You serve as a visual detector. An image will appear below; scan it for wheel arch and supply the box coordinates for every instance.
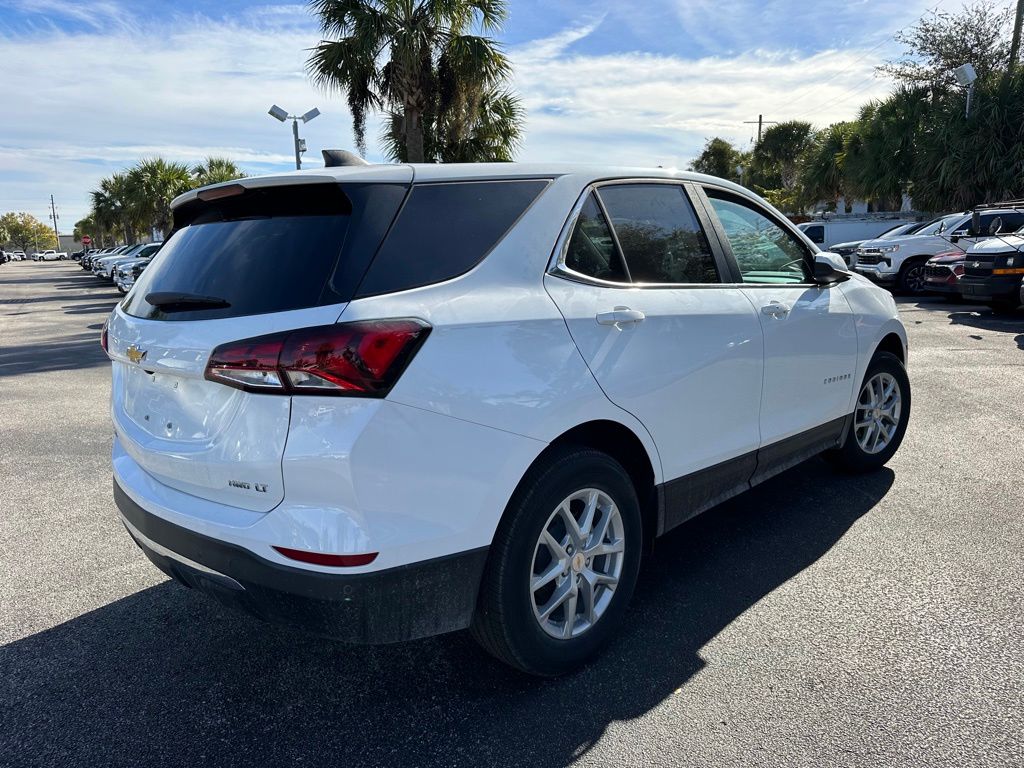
[874,331,906,364]
[507,419,661,547]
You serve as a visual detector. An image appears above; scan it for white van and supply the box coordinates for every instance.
[798,219,917,251]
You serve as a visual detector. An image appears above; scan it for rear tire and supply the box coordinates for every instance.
[827,352,910,473]
[471,447,642,676]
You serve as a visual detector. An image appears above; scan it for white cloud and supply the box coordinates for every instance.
[0,1,934,229]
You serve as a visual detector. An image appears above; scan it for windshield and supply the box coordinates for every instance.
[919,214,965,236]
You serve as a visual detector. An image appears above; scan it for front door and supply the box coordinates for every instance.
[700,189,859,471]
[543,182,764,522]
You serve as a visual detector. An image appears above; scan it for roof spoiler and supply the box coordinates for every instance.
[322,149,370,168]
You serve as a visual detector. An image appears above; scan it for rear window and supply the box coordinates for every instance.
[121,183,405,321]
[355,179,549,298]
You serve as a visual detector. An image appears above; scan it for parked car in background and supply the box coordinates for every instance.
[105,163,910,676]
[829,221,931,267]
[923,250,967,299]
[32,249,67,261]
[10,250,27,261]
[855,207,1024,293]
[94,244,152,279]
[112,244,163,293]
[958,223,1024,312]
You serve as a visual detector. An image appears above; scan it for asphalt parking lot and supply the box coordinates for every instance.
[2,260,1023,767]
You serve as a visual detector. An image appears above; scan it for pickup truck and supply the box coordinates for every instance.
[855,208,1024,293]
[31,250,68,261]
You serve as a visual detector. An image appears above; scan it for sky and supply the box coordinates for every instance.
[0,0,946,230]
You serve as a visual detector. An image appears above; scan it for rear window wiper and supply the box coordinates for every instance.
[146,292,231,311]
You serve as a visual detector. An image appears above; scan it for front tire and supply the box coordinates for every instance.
[828,351,910,473]
[471,447,642,676]
[898,259,929,294]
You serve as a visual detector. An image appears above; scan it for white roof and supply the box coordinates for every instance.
[171,162,750,210]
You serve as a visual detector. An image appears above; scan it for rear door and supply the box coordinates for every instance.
[544,181,764,523]
[699,187,858,465]
[107,179,408,512]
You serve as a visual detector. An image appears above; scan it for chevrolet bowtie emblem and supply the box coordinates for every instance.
[126,344,147,364]
[972,262,980,268]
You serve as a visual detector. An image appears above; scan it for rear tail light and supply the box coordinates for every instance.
[205,319,430,396]
[100,320,108,353]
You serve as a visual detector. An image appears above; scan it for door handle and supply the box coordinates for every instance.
[760,301,791,318]
[596,307,646,326]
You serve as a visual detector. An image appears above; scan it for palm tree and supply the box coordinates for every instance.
[307,0,520,163]
[799,122,851,209]
[91,173,138,244]
[844,88,930,209]
[127,158,193,237]
[193,157,246,187]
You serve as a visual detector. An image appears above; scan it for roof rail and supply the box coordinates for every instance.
[969,198,1024,211]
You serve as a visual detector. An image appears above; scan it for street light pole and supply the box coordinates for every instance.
[268,105,320,171]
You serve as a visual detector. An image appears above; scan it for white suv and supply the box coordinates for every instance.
[104,164,910,675]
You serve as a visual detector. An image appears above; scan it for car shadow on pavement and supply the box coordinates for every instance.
[946,308,1024,344]
[0,331,110,377]
[0,461,893,767]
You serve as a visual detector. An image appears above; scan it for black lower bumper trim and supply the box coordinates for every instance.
[114,479,488,644]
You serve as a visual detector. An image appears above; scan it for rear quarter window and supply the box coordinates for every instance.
[355,179,549,298]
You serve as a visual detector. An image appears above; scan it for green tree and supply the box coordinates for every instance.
[752,121,814,190]
[307,0,523,163]
[841,87,931,209]
[910,69,1024,210]
[688,137,748,182]
[193,157,246,187]
[879,2,1014,90]
[126,158,193,237]
[798,122,851,208]
[0,212,57,253]
[90,172,140,244]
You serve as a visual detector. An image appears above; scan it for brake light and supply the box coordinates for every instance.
[100,320,108,353]
[205,319,430,396]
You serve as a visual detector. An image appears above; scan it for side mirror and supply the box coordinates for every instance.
[814,253,851,285]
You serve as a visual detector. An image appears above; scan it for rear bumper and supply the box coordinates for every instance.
[114,479,489,644]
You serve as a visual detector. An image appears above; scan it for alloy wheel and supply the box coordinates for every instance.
[530,488,624,639]
[904,264,926,293]
[855,372,902,454]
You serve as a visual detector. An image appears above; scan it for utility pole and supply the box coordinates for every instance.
[49,195,60,248]
[1010,0,1024,73]
[743,114,779,144]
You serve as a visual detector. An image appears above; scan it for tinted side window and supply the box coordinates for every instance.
[597,184,718,284]
[356,180,548,298]
[564,193,627,282]
[706,194,811,284]
[803,224,825,244]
